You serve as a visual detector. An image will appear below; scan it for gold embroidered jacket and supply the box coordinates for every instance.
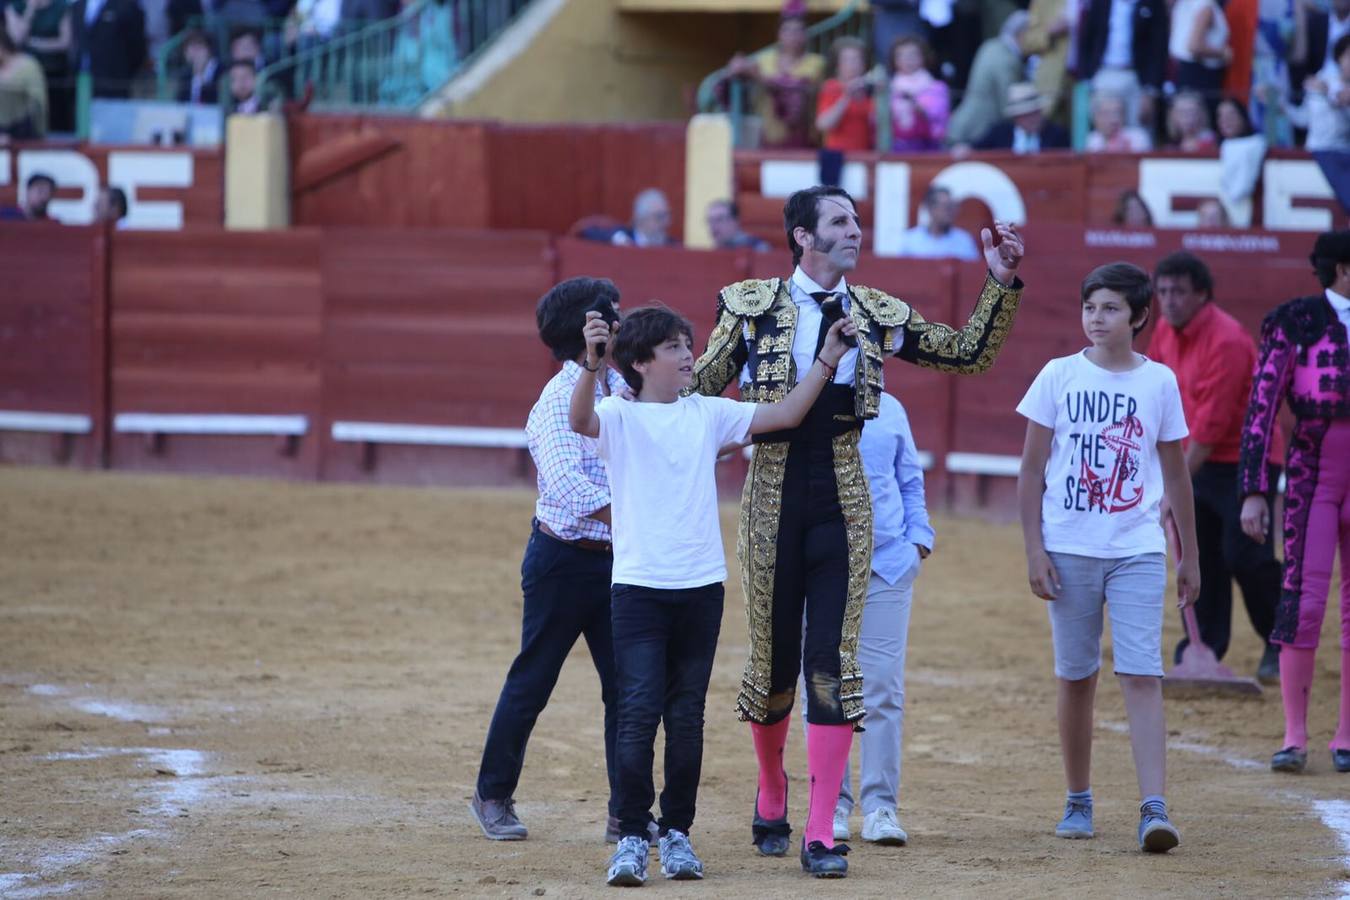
[688,271,1023,418]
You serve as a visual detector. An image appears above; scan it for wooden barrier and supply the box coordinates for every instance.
[0,222,1329,511]
[0,223,108,467]
[108,229,324,477]
[318,228,557,485]
[289,116,687,238]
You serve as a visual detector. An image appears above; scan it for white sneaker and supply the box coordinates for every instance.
[862,808,908,846]
[832,806,851,841]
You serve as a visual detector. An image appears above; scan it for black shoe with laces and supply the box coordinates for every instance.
[800,840,849,877]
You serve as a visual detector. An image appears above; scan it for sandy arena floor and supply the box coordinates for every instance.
[1,468,1347,899]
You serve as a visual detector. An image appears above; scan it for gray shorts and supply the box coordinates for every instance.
[1045,552,1167,680]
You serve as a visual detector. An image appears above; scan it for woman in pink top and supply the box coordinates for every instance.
[889,35,950,152]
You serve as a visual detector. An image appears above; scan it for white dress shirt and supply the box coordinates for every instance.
[1103,0,1138,69]
[1327,287,1350,333]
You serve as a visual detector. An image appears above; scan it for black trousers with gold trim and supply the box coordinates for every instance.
[736,429,872,727]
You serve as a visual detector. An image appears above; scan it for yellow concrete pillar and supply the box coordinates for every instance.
[225,114,290,230]
[683,113,733,249]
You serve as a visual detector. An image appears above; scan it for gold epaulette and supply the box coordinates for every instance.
[850,285,913,327]
[720,278,781,316]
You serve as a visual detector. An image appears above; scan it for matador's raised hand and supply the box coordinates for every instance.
[982,221,1024,287]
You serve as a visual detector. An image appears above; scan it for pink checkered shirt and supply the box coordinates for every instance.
[528,361,627,542]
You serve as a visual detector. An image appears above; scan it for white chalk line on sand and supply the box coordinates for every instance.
[1101,719,1350,898]
[2,684,209,895]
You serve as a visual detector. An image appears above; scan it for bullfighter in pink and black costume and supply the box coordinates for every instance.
[1238,230,1350,775]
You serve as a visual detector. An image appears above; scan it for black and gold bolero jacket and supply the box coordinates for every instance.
[688,271,1023,420]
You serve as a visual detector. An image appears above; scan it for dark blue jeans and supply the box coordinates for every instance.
[476,522,618,813]
[611,582,724,839]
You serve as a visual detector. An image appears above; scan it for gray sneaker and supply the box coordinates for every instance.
[658,829,704,880]
[469,790,527,841]
[607,835,649,887]
[1055,797,1094,839]
[1138,800,1180,853]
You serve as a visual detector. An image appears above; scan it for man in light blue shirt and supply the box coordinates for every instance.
[832,389,935,845]
[896,186,980,261]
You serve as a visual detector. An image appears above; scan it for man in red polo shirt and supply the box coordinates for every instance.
[1148,252,1283,683]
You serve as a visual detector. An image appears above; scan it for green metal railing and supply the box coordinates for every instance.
[255,0,532,113]
[694,1,866,148]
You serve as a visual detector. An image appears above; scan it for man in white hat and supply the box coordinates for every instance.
[973,82,1070,153]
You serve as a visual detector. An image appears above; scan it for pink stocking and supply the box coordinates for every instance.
[804,723,853,848]
[750,718,790,819]
[1280,646,1317,750]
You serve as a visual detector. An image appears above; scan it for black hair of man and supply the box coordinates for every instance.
[1081,261,1152,335]
[711,198,740,220]
[1153,251,1214,302]
[611,305,693,395]
[1335,31,1350,63]
[1309,229,1350,288]
[535,277,621,363]
[107,186,128,219]
[783,185,856,266]
[26,173,55,191]
[922,184,952,208]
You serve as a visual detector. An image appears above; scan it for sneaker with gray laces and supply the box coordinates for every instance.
[1138,800,1179,853]
[1055,797,1094,839]
[658,829,704,880]
[606,835,649,887]
[469,790,527,841]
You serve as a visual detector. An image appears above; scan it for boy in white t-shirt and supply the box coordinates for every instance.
[570,304,856,887]
[1015,262,1200,854]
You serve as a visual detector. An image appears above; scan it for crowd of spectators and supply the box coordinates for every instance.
[0,0,498,139]
[0,169,126,223]
[711,0,1350,181]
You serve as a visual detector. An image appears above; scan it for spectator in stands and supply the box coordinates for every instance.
[1195,198,1231,228]
[870,0,927,66]
[946,11,1028,146]
[5,0,72,133]
[0,27,47,138]
[379,0,451,107]
[1166,91,1218,152]
[0,171,54,220]
[1293,0,1350,89]
[1170,0,1231,96]
[972,82,1070,152]
[816,36,874,152]
[1221,0,1257,106]
[612,188,676,248]
[175,28,218,104]
[227,57,260,112]
[228,27,265,70]
[897,183,979,259]
[1021,0,1073,124]
[288,0,341,50]
[1289,34,1350,216]
[706,199,771,252]
[94,184,127,225]
[1076,0,1169,130]
[1252,0,1296,143]
[73,0,146,98]
[1113,189,1154,228]
[1086,91,1153,152]
[1216,96,1265,215]
[723,3,825,149]
[888,34,948,151]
